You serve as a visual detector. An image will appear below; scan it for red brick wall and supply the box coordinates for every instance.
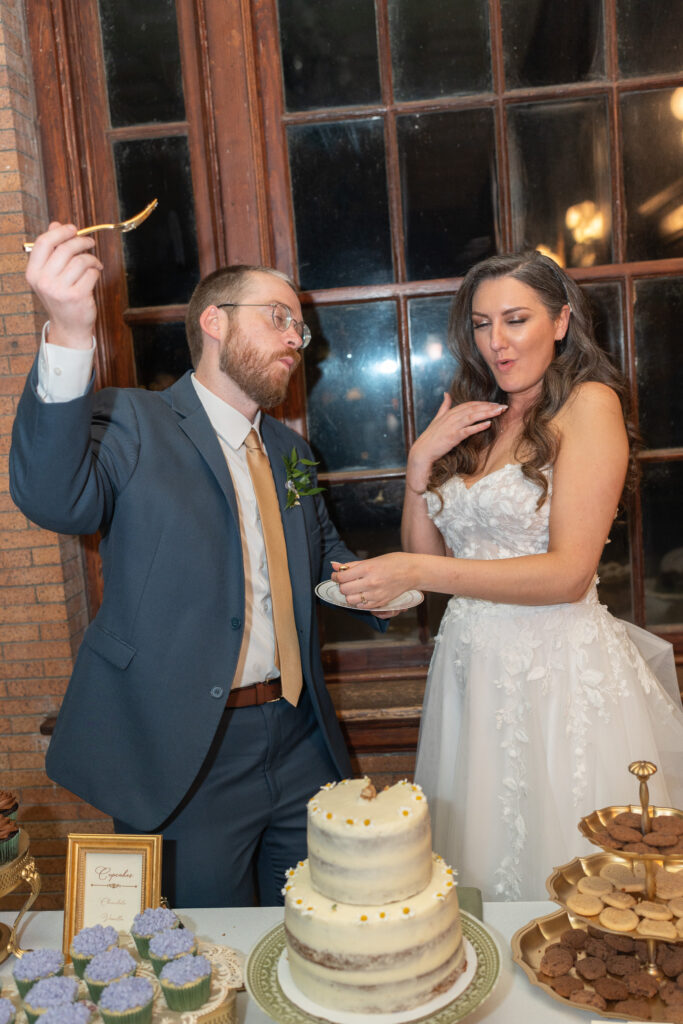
[0,0,112,912]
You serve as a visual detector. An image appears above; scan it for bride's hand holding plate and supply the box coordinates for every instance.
[330,553,421,611]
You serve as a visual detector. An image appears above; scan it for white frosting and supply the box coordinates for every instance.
[307,778,432,905]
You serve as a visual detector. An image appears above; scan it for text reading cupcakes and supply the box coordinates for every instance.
[83,948,137,1003]
[159,954,212,1011]
[13,949,65,998]
[148,928,196,977]
[97,977,154,1024]
[130,907,178,959]
[23,976,79,1024]
[70,924,119,978]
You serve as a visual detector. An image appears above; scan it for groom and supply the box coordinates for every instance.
[10,222,390,907]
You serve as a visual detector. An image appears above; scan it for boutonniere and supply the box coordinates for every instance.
[283,447,325,509]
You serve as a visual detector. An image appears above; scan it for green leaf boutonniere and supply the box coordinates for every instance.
[283,447,325,509]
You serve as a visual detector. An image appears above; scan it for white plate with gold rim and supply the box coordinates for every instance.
[315,580,424,613]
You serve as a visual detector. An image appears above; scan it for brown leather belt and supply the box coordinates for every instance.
[225,679,282,708]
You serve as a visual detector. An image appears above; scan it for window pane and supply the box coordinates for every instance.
[131,322,191,390]
[408,296,457,436]
[319,479,426,644]
[634,276,683,450]
[388,0,491,101]
[277,0,380,111]
[113,136,200,307]
[621,89,683,262]
[288,120,393,290]
[304,302,404,472]
[617,0,683,77]
[502,0,604,88]
[99,0,185,128]
[641,462,683,628]
[398,109,498,280]
[598,517,633,622]
[508,98,612,268]
[582,281,625,372]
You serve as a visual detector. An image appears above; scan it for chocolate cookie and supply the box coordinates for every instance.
[549,974,584,997]
[626,971,659,998]
[612,998,652,1019]
[569,989,607,1009]
[644,830,678,847]
[539,945,574,977]
[605,953,639,976]
[585,936,609,959]
[593,976,629,1000]
[559,927,587,950]
[653,814,683,835]
[661,949,683,978]
[604,933,635,953]
[576,955,606,980]
[660,980,683,1006]
[614,811,644,829]
[608,823,644,843]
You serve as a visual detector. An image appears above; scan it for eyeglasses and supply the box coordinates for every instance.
[217,301,311,348]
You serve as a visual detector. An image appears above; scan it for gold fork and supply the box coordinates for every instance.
[23,198,158,253]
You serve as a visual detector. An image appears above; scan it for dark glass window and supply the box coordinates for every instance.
[617,1,683,78]
[641,462,683,628]
[621,89,683,262]
[99,0,185,127]
[388,0,491,100]
[288,119,393,290]
[598,518,633,622]
[277,0,380,112]
[502,0,604,88]
[508,98,612,268]
[397,109,498,280]
[113,136,200,307]
[131,322,191,390]
[634,276,683,451]
[582,281,625,372]
[408,296,457,436]
[304,302,404,473]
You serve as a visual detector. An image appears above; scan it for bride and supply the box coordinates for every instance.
[332,250,683,900]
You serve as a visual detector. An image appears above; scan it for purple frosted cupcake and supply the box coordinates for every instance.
[39,1005,92,1024]
[69,924,119,978]
[148,928,196,977]
[98,977,154,1024]
[83,948,136,1003]
[129,907,178,959]
[159,954,211,1011]
[0,997,16,1024]
[12,949,65,998]
[0,814,19,865]
[23,976,79,1024]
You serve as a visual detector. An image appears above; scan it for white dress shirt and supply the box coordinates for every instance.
[36,328,279,688]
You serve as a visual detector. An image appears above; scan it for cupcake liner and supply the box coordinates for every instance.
[0,832,20,865]
[148,946,196,978]
[68,955,91,981]
[159,974,211,1012]
[14,968,64,1000]
[98,1005,153,1024]
[84,976,134,1005]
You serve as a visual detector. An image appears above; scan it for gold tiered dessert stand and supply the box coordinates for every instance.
[0,829,42,962]
[513,760,683,1020]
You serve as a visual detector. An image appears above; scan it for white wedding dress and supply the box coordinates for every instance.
[414,463,683,901]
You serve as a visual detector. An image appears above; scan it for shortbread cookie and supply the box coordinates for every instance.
[657,869,683,900]
[602,891,637,909]
[635,900,674,920]
[670,897,683,917]
[599,906,639,932]
[577,876,613,897]
[636,917,678,940]
[599,863,644,891]
[567,892,603,917]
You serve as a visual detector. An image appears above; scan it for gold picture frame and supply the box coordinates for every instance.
[62,833,162,957]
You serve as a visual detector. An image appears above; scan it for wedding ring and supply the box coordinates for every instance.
[337,563,349,571]
[359,593,367,605]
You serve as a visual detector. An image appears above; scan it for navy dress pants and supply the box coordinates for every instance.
[114,688,339,908]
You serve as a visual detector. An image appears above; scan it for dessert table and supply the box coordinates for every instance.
[0,903,599,1022]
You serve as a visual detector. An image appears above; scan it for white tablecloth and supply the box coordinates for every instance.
[1,903,595,1022]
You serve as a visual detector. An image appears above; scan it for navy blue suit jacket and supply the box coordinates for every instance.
[10,363,366,829]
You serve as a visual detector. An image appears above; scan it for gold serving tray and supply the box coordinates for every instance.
[511,907,673,1021]
[545,852,666,936]
[579,804,683,862]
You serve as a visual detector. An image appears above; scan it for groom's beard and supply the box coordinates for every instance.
[219,330,301,409]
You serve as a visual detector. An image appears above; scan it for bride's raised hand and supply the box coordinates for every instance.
[406,393,507,493]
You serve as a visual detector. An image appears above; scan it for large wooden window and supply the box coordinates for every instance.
[27,0,683,751]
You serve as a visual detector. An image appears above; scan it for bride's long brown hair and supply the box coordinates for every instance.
[429,251,638,507]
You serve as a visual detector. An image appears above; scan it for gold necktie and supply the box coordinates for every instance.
[244,429,302,706]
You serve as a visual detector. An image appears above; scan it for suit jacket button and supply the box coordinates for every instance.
[230,617,241,629]
[210,686,224,699]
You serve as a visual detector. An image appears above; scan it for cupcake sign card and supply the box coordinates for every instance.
[62,834,162,959]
